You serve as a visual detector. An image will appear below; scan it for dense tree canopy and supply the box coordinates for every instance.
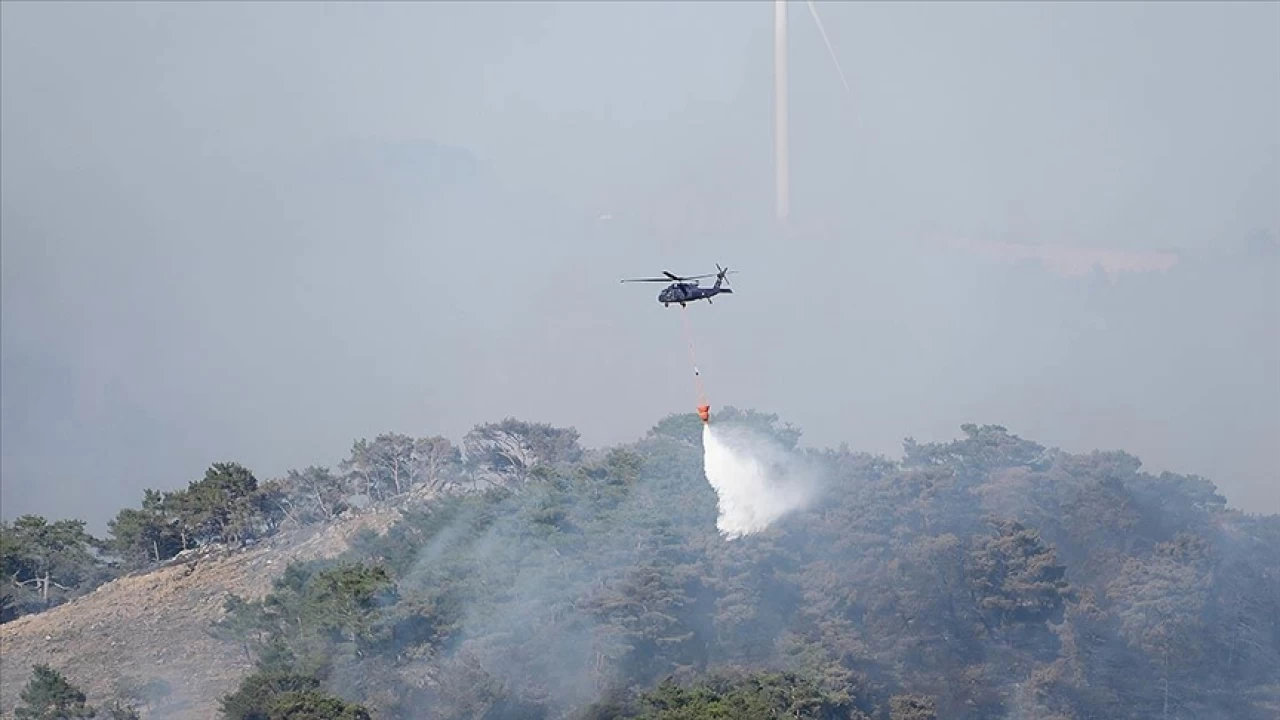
[4,410,1277,720]
[1,516,109,622]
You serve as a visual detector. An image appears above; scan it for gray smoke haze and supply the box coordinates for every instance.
[2,1,1278,530]
[353,457,717,717]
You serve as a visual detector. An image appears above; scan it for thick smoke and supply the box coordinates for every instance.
[701,422,820,539]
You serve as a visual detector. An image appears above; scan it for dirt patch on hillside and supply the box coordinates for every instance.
[0,508,401,719]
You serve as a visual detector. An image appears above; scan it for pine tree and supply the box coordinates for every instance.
[14,664,97,719]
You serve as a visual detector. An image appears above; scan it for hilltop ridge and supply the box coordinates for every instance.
[2,414,1277,720]
[0,507,402,719]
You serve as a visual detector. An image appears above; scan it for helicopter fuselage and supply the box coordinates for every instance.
[621,265,736,306]
[658,281,733,307]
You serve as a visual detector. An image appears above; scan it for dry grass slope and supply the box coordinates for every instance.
[0,508,402,719]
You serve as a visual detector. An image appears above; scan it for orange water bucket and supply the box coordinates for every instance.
[697,404,711,423]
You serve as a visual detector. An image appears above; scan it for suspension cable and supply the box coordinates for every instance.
[680,305,707,409]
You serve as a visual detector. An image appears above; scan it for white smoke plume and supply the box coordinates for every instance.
[702,422,820,539]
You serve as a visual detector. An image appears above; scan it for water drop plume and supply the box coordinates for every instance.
[701,422,820,539]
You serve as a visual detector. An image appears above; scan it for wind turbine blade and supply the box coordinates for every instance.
[805,0,851,95]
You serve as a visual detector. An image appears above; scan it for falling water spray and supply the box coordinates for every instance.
[675,302,815,537]
[701,421,820,540]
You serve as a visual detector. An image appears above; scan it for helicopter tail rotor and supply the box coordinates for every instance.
[715,264,736,287]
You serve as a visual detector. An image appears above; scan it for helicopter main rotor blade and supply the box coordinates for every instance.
[621,270,720,283]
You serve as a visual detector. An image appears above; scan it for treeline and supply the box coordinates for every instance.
[6,410,1279,719]
[1,419,582,624]
[206,414,1279,719]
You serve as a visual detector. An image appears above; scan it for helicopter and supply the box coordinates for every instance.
[621,264,737,307]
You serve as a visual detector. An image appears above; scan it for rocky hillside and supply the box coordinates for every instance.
[0,507,402,719]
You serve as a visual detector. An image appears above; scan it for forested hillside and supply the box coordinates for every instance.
[3,409,1277,719]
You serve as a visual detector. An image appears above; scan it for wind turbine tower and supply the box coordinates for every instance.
[772,0,853,224]
[774,0,790,223]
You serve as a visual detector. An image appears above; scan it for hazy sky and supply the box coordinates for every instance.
[2,1,1277,530]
